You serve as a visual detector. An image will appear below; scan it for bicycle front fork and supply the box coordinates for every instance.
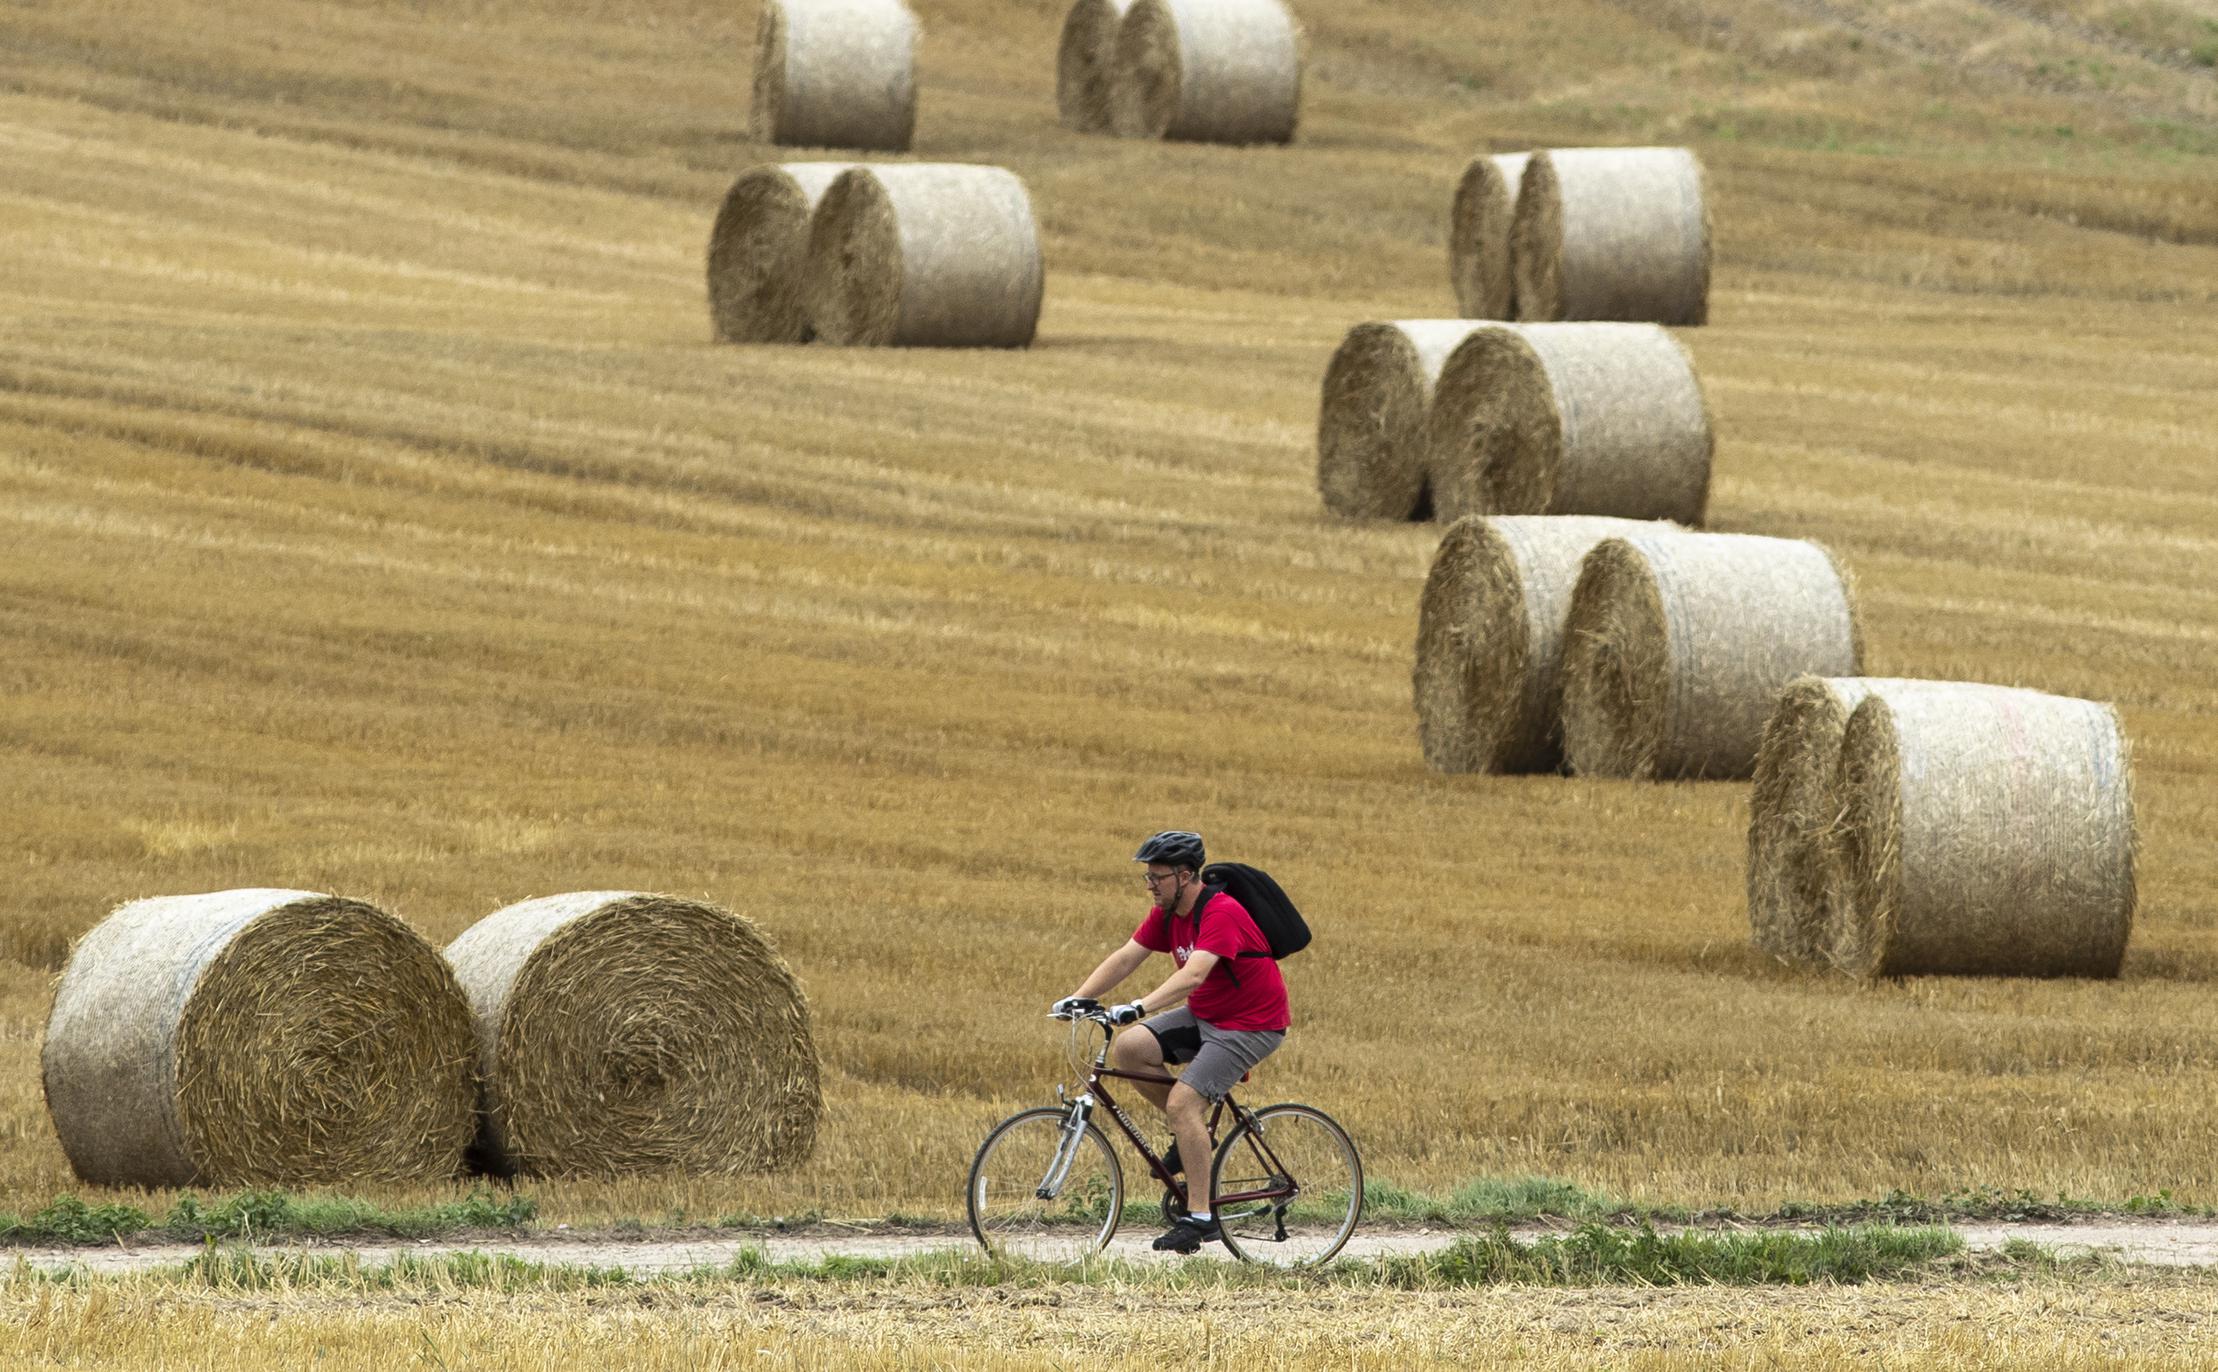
[1035,1096,1093,1201]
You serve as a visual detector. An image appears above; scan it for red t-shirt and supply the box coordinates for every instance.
[1133,891,1290,1032]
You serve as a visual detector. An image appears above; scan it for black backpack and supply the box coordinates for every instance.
[1196,862,1311,962]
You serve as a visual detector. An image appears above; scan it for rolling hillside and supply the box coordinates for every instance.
[3,0,2218,1219]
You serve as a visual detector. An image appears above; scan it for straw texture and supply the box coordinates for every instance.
[1414,515,1663,774]
[1512,147,1710,325]
[1747,677,1954,964]
[1559,532,1863,780]
[41,889,475,1187]
[446,891,821,1178]
[1058,0,1137,133]
[804,164,1045,348]
[1835,690,2137,979]
[1317,321,1501,521]
[1448,153,1532,320]
[1426,321,1712,525]
[706,163,852,343]
[1114,0,1301,144]
[749,0,919,152]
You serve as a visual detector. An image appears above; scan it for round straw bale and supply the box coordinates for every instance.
[1512,147,1710,325]
[445,892,820,1178]
[1317,320,1503,522]
[1748,677,1959,965]
[706,162,852,344]
[1414,514,1666,774]
[1448,152,1532,320]
[1058,0,1137,134]
[40,889,475,1187]
[1425,321,1712,525]
[1113,0,1301,144]
[1558,531,1863,780]
[749,0,919,152]
[1834,689,2136,979]
[804,164,1044,348]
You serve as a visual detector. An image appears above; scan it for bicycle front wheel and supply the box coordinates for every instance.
[1209,1102,1362,1267]
[967,1106,1124,1262]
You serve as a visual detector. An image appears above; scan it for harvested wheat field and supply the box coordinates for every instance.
[4,0,2218,1357]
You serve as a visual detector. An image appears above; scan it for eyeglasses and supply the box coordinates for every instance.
[1141,871,1181,889]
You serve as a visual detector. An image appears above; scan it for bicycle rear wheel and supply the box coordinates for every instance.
[967,1106,1124,1261]
[1209,1102,1362,1267]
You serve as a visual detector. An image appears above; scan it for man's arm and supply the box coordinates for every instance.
[1070,940,1153,1000]
[1128,949,1217,1015]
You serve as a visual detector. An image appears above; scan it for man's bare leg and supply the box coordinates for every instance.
[1111,1028,1173,1112]
[1165,1082,1213,1211]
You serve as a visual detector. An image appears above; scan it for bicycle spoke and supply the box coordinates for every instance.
[1211,1104,1362,1267]
[967,1108,1123,1262]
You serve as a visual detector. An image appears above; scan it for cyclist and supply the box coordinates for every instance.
[1052,830,1289,1254]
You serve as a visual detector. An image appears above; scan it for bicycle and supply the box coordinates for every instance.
[965,1000,1362,1266]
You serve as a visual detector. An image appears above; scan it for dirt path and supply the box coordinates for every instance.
[15,1219,2218,1276]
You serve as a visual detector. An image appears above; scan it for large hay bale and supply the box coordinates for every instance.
[1414,514,1664,774]
[749,0,919,153]
[1747,677,1954,965]
[41,889,475,1187]
[1835,690,2136,979]
[1317,320,1502,522]
[1448,152,1531,321]
[1558,532,1862,780]
[1113,0,1301,144]
[1511,147,1710,325]
[445,892,821,1178]
[706,162,852,344]
[1425,321,1711,525]
[1058,0,1137,133]
[804,164,1045,348]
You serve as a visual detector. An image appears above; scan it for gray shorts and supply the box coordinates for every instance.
[1137,1006,1284,1103]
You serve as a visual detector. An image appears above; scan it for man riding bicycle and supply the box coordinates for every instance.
[1052,830,1289,1254]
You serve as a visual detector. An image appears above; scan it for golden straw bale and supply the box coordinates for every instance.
[1748,677,1955,965]
[706,163,852,344]
[1317,320,1503,522]
[1113,0,1301,144]
[1835,689,2137,979]
[41,889,475,1187]
[1448,152,1531,320]
[804,164,1045,348]
[1559,532,1863,780]
[445,891,821,1178]
[1058,0,1137,133]
[750,0,919,153]
[1414,515,1666,774]
[1512,147,1710,325]
[1425,322,1711,525]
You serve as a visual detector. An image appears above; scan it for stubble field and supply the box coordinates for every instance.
[4,0,2218,1362]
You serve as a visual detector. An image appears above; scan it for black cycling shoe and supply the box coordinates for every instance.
[1150,1213,1221,1254]
[1161,1140,1183,1177]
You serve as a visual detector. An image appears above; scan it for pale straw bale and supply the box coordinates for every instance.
[445,892,821,1178]
[804,163,1045,348]
[1414,515,1667,774]
[750,0,919,152]
[41,889,475,1186]
[1114,0,1301,144]
[1836,689,2136,978]
[1448,152,1531,320]
[1559,532,1863,780]
[1512,147,1711,325]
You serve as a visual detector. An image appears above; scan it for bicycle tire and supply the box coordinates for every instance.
[966,1106,1124,1261]
[1209,1102,1363,1267]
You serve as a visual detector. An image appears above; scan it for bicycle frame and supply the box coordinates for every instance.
[1046,1018,1298,1216]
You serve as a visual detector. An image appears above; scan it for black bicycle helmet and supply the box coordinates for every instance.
[1132,830,1206,871]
